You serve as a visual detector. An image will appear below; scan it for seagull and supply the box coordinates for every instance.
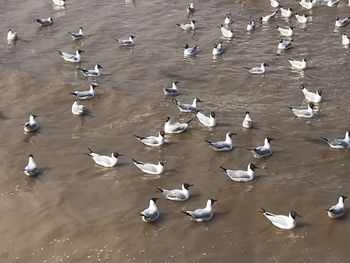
[184,44,199,56]
[275,25,294,37]
[115,35,135,46]
[219,24,233,38]
[327,0,341,7]
[205,132,236,152]
[186,2,195,14]
[35,17,54,26]
[57,49,84,63]
[244,63,269,75]
[247,20,256,31]
[7,29,17,42]
[140,198,160,222]
[53,0,65,6]
[24,114,39,133]
[134,131,165,147]
[70,84,96,100]
[163,81,180,96]
[182,199,217,222]
[251,137,274,158]
[335,17,350,27]
[68,27,84,40]
[295,13,308,23]
[195,111,216,127]
[327,196,347,218]
[220,163,258,182]
[259,10,278,23]
[85,148,123,167]
[299,85,322,103]
[172,98,202,113]
[288,58,306,70]
[288,103,315,118]
[224,13,233,25]
[321,131,350,149]
[242,111,255,129]
[164,117,192,134]
[156,183,194,201]
[299,0,317,9]
[277,39,293,50]
[259,208,301,230]
[71,100,87,115]
[77,64,103,77]
[212,42,224,56]
[176,20,196,31]
[132,159,165,175]
[24,154,39,176]
[342,34,350,45]
[280,7,293,18]
[270,0,280,8]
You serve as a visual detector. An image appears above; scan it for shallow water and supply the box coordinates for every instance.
[1,0,350,262]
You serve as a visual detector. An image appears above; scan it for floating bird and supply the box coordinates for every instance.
[77,64,103,77]
[259,208,301,230]
[35,17,54,26]
[133,159,165,175]
[259,10,278,22]
[70,84,96,100]
[212,42,224,56]
[53,0,65,6]
[220,24,233,38]
[116,35,135,46]
[176,20,196,31]
[186,2,195,14]
[140,198,160,222]
[24,154,39,176]
[327,0,341,7]
[321,131,350,149]
[288,58,306,70]
[277,39,293,50]
[156,183,194,201]
[172,98,202,113]
[57,49,84,63]
[270,0,280,8]
[288,103,315,118]
[335,17,350,27]
[275,25,294,37]
[184,44,199,56]
[164,117,192,134]
[224,13,233,25]
[247,20,256,31]
[244,63,269,75]
[134,131,165,147]
[299,0,317,9]
[205,132,236,151]
[242,111,255,129]
[327,196,347,218]
[280,7,293,18]
[7,29,17,42]
[182,199,217,222]
[195,111,216,127]
[299,85,321,103]
[163,81,180,96]
[342,34,350,45]
[85,148,122,167]
[68,27,84,40]
[24,114,39,133]
[251,137,274,158]
[295,13,308,23]
[220,163,258,182]
[71,100,87,115]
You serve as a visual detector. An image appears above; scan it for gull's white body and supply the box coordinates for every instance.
[71,100,87,115]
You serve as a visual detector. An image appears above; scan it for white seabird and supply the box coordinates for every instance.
[321,131,350,149]
[163,81,180,96]
[57,49,84,63]
[259,208,301,230]
[244,63,269,75]
[177,20,196,31]
[71,100,87,115]
[68,27,84,40]
[242,111,255,129]
[7,29,17,42]
[164,117,192,134]
[24,114,39,133]
[219,24,233,38]
[172,98,202,113]
[299,85,322,103]
[134,131,165,147]
[70,84,96,100]
[220,163,258,182]
[288,103,315,118]
[116,35,135,46]
[184,44,199,56]
[132,159,165,175]
[77,64,103,77]
[212,42,224,56]
[85,148,123,167]
[195,111,216,127]
[327,196,347,218]
[156,183,193,201]
[182,199,217,222]
[288,58,306,70]
[205,132,236,151]
[251,137,274,158]
[140,198,160,222]
[35,17,54,26]
[24,154,39,176]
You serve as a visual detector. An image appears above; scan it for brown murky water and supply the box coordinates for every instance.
[1,0,350,262]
